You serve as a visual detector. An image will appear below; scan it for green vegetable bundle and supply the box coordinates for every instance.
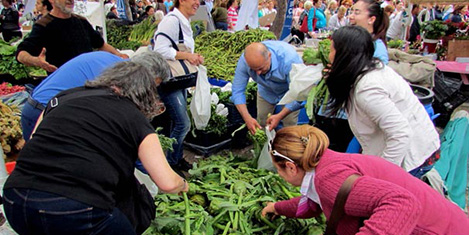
[387,39,404,49]
[195,29,276,82]
[145,153,325,235]
[305,39,332,122]
[156,127,177,153]
[0,40,30,80]
[129,16,159,46]
[187,103,229,137]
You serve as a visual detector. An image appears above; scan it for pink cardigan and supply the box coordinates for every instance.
[274,149,469,235]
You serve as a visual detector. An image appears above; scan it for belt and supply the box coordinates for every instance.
[27,96,45,111]
[423,149,441,167]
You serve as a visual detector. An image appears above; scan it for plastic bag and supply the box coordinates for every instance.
[190,65,211,130]
[278,63,323,105]
[257,126,277,172]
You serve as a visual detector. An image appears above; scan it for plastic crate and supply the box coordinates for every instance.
[225,101,257,125]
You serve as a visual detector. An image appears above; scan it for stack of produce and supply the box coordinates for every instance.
[0,40,30,80]
[0,101,22,159]
[195,29,277,82]
[129,16,159,46]
[106,20,141,50]
[145,154,325,235]
[0,82,25,95]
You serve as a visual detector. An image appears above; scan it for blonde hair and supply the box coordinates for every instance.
[271,125,329,171]
[337,5,346,14]
[304,0,313,9]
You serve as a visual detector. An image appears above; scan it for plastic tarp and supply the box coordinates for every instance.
[434,110,469,210]
[278,63,323,105]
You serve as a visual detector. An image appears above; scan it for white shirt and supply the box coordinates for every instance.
[347,66,440,171]
[153,8,195,60]
[327,14,347,29]
[387,11,405,40]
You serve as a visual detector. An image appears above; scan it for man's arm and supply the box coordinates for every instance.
[98,43,129,59]
[17,48,58,72]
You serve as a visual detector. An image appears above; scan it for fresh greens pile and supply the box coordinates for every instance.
[305,39,332,121]
[387,39,404,49]
[211,88,232,105]
[195,29,277,82]
[191,20,206,38]
[145,154,325,235]
[0,40,30,80]
[129,16,159,45]
[245,82,257,103]
[156,127,177,153]
[302,48,322,65]
[247,129,267,167]
[106,20,142,50]
[187,102,229,137]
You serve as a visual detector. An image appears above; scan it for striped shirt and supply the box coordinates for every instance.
[227,6,238,30]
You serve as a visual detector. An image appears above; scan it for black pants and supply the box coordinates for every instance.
[2,30,22,42]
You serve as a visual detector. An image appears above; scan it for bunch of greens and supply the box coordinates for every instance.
[156,127,177,153]
[387,39,404,49]
[302,48,322,65]
[247,129,267,168]
[106,20,142,50]
[245,82,257,103]
[0,40,30,80]
[421,20,448,40]
[211,88,232,104]
[187,103,229,137]
[144,153,325,235]
[195,29,276,82]
[129,16,159,46]
[305,39,332,122]
[191,20,206,39]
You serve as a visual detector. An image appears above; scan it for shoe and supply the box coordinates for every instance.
[177,159,193,172]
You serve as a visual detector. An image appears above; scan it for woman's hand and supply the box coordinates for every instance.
[261,202,278,217]
[187,53,203,66]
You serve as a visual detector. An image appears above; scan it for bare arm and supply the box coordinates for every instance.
[235,103,261,135]
[17,49,58,72]
[138,133,188,194]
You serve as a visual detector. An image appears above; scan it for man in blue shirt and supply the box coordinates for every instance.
[21,51,124,141]
[231,41,303,135]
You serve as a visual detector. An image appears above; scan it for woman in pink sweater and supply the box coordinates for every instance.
[261,125,469,234]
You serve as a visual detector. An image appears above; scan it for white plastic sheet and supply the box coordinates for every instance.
[257,126,277,172]
[190,65,211,130]
[278,63,323,105]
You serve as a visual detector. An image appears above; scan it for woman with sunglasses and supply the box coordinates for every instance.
[348,0,389,64]
[262,125,468,234]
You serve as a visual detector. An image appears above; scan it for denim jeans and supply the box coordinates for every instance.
[3,188,136,235]
[409,164,434,179]
[215,22,228,30]
[21,101,43,142]
[158,88,191,166]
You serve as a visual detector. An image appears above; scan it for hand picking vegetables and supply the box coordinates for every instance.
[144,153,325,235]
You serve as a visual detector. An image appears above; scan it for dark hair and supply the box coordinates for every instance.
[453,5,464,15]
[326,26,379,116]
[227,0,236,9]
[174,0,180,8]
[18,3,25,9]
[42,0,53,11]
[4,0,13,5]
[145,5,154,13]
[359,0,389,46]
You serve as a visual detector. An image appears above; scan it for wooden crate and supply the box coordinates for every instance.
[447,40,469,61]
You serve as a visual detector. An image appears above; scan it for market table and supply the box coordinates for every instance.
[435,61,469,85]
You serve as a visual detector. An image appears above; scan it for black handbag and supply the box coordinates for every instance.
[155,15,198,92]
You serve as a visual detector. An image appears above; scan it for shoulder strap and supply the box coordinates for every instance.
[44,88,113,116]
[324,174,361,235]
[154,14,184,50]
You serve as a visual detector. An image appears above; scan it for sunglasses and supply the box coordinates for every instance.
[268,141,295,163]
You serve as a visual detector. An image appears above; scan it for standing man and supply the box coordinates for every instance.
[16,0,128,74]
[21,51,124,141]
[231,41,303,134]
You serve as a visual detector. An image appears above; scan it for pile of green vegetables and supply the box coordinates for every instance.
[186,97,229,137]
[304,39,332,121]
[195,29,277,82]
[156,127,177,153]
[387,39,404,49]
[0,40,47,80]
[106,20,142,51]
[129,16,159,45]
[144,154,325,235]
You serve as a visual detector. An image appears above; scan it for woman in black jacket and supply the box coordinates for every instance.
[0,0,22,42]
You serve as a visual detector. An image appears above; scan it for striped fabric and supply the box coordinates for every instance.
[296,169,322,217]
[227,6,238,30]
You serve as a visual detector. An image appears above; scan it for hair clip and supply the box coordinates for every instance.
[300,136,309,145]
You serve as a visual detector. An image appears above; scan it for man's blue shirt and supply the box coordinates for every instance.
[231,41,303,111]
[32,51,124,106]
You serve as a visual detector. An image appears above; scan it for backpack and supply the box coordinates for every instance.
[300,8,316,33]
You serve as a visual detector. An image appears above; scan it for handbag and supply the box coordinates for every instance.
[300,8,317,33]
[155,15,198,91]
[324,174,364,235]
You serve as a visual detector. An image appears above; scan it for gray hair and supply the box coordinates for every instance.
[131,51,171,83]
[85,58,165,119]
[260,43,270,61]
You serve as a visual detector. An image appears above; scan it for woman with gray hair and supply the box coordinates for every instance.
[2,51,189,234]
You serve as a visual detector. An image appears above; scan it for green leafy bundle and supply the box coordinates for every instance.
[156,127,177,153]
[187,103,229,137]
[106,20,142,50]
[211,88,232,104]
[387,39,404,49]
[195,29,277,82]
[0,40,30,80]
[302,48,322,65]
[129,16,159,46]
[145,153,325,235]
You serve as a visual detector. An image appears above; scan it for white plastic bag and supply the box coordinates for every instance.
[190,65,211,130]
[257,126,277,172]
[278,63,323,105]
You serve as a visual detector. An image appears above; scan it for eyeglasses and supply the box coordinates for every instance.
[268,141,295,163]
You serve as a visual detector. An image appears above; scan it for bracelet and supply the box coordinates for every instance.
[182,178,187,191]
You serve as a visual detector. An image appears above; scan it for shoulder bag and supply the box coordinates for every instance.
[155,15,198,92]
[324,174,363,235]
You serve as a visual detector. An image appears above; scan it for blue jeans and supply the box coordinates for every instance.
[158,88,191,166]
[409,164,434,179]
[3,188,136,235]
[215,22,228,30]
[21,101,43,142]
